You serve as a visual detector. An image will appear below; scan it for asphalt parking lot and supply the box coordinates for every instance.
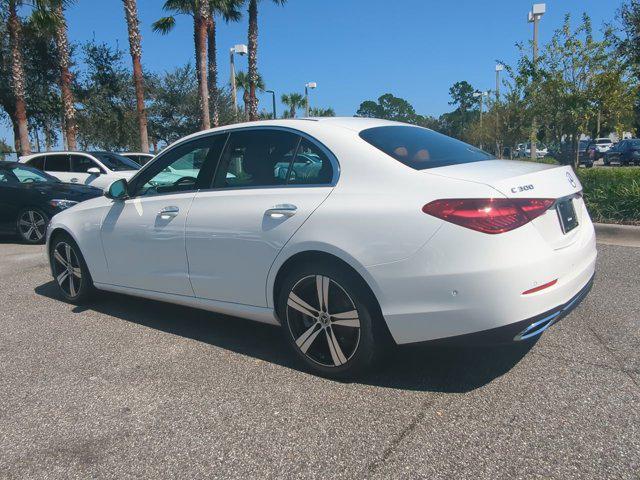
[0,239,638,479]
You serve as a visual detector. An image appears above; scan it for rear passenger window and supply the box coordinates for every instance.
[28,156,45,170]
[287,138,333,185]
[45,155,70,172]
[213,130,300,189]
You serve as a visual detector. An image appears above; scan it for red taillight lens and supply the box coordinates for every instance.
[422,198,555,234]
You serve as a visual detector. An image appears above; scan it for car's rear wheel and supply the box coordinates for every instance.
[277,262,380,378]
[49,234,94,304]
[16,208,48,244]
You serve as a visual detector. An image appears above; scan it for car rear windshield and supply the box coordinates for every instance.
[91,152,141,171]
[359,126,493,170]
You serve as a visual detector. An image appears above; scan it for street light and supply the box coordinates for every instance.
[473,91,489,149]
[304,82,317,117]
[230,44,248,119]
[528,3,545,160]
[265,90,276,119]
[495,64,504,158]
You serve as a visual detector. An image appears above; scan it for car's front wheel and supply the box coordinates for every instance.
[49,233,94,304]
[277,262,382,378]
[16,208,48,244]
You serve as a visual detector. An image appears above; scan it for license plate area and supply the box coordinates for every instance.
[556,197,578,234]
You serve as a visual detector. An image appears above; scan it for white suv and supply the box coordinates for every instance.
[594,138,613,155]
[19,151,141,190]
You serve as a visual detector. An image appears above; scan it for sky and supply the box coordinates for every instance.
[2,0,624,147]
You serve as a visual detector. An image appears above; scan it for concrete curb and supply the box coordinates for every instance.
[594,222,640,247]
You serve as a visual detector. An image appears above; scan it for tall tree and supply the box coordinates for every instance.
[280,92,303,118]
[153,0,211,130]
[49,0,77,150]
[246,0,286,120]
[6,0,30,155]
[235,70,263,118]
[207,0,242,126]
[123,0,149,152]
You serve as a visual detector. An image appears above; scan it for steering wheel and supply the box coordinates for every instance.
[173,176,197,186]
[22,177,36,183]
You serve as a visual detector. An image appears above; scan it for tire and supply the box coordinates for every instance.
[277,262,382,378]
[49,233,94,304]
[16,208,48,244]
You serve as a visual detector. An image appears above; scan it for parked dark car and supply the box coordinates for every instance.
[604,139,640,166]
[0,162,102,243]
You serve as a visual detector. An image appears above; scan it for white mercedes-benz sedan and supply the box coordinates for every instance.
[46,118,596,377]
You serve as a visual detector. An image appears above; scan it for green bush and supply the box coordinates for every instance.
[577,168,640,225]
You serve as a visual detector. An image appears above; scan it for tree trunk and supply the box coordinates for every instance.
[243,89,250,120]
[8,1,30,156]
[207,15,219,127]
[247,0,258,121]
[11,116,21,154]
[54,3,77,150]
[290,105,295,118]
[123,0,149,152]
[194,1,211,130]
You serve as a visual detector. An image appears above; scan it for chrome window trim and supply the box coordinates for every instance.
[131,125,341,193]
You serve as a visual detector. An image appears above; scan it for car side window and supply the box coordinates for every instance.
[212,130,300,189]
[287,138,334,185]
[71,155,105,173]
[28,155,45,170]
[0,170,15,183]
[133,134,226,197]
[45,154,71,172]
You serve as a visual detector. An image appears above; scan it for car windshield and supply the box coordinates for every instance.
[91,152,141,171]
[5,164,59,183]
[359,126,493,170]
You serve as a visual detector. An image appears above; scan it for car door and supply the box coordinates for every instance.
[186,128,336,307]
[70,154,105,186]
[0,169,20,232]
[100,135,223,295]
[43,154,73,183]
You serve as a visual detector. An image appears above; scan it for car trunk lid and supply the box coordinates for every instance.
[425,160,585,249]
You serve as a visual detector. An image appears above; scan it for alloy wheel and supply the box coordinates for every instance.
[286,275,361,367]
[52,241,82,298]
[18,210,46,243]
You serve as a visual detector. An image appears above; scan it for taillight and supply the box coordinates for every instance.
[422,198,555,234]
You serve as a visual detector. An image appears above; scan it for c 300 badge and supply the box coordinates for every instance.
[510,184,534,193]
[566,171,577,188]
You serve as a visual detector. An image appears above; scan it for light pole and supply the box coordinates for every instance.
[265,90,276,119]
[495,64,504,158]
[229,44,247,119]
[473,91,488,149]
[304,82,317,117]
[528,3,546,161]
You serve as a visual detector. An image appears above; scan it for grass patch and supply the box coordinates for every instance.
[576,167,640,225]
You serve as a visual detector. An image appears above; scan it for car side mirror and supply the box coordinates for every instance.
[87,167,101,175]
[105,178,129,200]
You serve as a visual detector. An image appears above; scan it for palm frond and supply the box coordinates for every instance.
[163,0,194,15]
[152,16,177,34]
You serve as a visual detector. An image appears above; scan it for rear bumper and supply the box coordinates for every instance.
[411,274,594,346]
[367,209,597,345]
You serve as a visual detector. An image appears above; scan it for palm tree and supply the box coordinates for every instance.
[6,0,30,155]
[207,0,242,126]
[246,0,286,121]
[122,0,149,152]
[153,0,211,130]
[280,92,303,118]
[235,70,263,119]
[309,106,335,117]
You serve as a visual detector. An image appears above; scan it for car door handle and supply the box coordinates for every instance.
[158,206,179,217]
[265,204,297,218]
